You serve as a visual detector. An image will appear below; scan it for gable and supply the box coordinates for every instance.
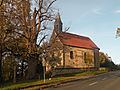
[50,30,63,50]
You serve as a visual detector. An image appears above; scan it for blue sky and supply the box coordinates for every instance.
[54,0,120,64]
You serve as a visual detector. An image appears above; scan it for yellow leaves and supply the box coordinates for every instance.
[99,52,110,64]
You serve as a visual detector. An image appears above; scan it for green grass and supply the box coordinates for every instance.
[0,77,69,90]
[75,70,107,76]
[0,70,108,90]
[54,70,108,77]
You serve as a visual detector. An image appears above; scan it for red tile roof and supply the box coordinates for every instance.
[57,32,99,49]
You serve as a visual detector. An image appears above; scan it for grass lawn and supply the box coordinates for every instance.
[75,70,108,76]
[0,70,108,90]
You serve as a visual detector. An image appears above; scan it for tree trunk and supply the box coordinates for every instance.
[21,60,24,79]
[0,50,2,83]
[0,61,1,83]
[13,65,16,83]
[26,59,37,80]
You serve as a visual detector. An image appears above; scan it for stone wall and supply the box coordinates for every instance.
[46,45,99,72]
[51,67,97,76]
[46,49,64,72]
[99,67,108,71]
[64,45,96,68]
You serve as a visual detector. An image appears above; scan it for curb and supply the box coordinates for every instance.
[19,76,93,90]
[18,72,108,90]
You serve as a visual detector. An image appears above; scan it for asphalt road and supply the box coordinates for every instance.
[45,71,120,90]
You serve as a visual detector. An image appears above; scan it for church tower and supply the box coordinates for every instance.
[54,12,63,33]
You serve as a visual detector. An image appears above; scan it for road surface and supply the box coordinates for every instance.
[45,71,120,90]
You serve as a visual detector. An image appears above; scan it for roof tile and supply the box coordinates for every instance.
[58,32,99,49]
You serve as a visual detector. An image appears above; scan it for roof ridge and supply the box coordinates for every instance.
[62,32,89,39]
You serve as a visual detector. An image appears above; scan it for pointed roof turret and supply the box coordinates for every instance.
[56,11,60,19]
[55,11,62,23]
[54,11,63,33]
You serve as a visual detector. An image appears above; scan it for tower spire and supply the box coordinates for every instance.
[56,11,60,19]
[54,11,63,33]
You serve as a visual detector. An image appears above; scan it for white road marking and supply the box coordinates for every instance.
[89,81,98,86]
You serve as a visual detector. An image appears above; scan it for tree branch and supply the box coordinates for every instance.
[42,0,56,14]
[14,30,29,40]
[38,35,48,46]
[0,0,3,7]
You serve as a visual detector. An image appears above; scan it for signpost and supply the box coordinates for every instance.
[42,57,46,83]
[116,28,120,38]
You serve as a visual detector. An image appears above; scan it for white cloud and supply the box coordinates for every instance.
[115,10,120,14]
[92,8,102,15]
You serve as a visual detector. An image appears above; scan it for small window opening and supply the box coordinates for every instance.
[84,52,87,63]
[70,51,73,59]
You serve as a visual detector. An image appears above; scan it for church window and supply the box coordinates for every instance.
[70,51,73,59]
[84,52,87,63]
[56,25,58,30]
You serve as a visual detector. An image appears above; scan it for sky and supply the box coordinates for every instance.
[54,0,120,64]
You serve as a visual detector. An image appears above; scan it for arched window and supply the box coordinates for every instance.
[56,25,58,30]
[70,51,73,59]
[84,52,87,63]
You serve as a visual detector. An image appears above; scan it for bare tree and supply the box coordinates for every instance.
[7,0,57,79]
[0,0,18,82]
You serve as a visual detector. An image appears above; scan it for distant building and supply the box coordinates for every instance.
[46,12,100,75]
